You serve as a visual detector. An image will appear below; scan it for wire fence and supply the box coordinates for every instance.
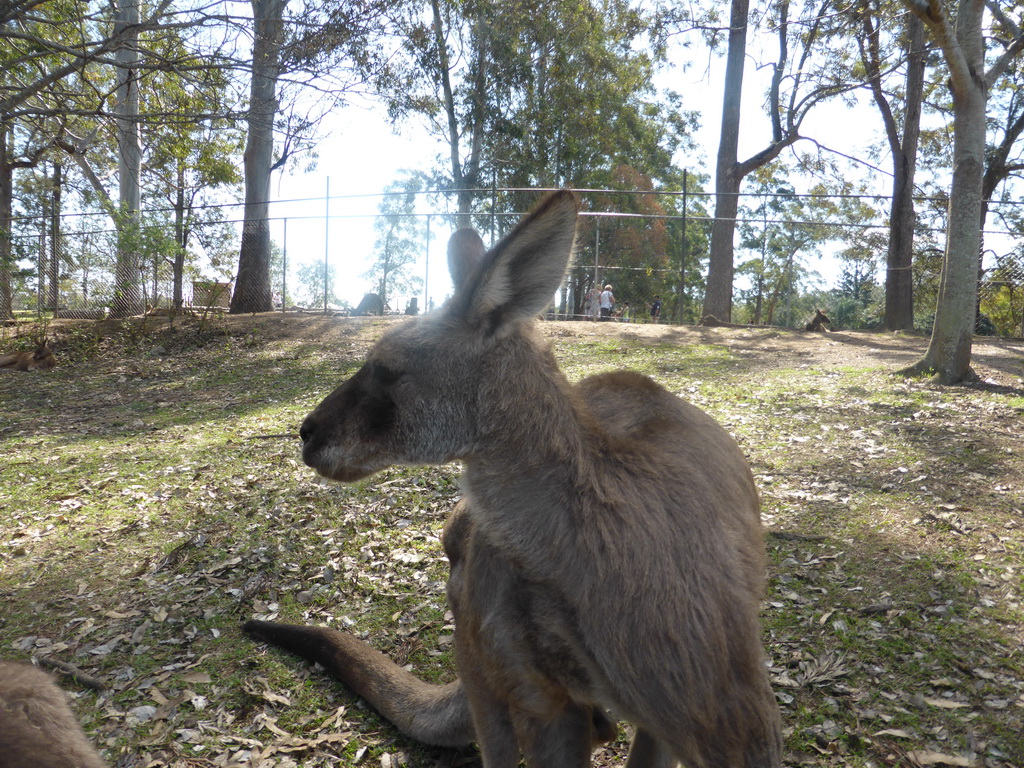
[4,186,1023,335]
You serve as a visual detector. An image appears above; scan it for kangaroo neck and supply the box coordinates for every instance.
[462,330,598,568]
[471,330,592,471]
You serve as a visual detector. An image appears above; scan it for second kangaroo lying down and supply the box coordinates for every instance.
[246,190,782,767]
[0,343,55,372]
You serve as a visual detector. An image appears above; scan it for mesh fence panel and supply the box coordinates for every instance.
[4,187,1022,334]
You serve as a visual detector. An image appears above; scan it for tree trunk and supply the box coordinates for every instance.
[881,12,924,331]
[0,122,12,320]
[914,88,984,382]
[50,161,60,312]
[900,0,987,384]
[703,0,749,322]
[173,163,186,311]
[112,0,143,318]
[231,0,285,314]
[753,271,764,324]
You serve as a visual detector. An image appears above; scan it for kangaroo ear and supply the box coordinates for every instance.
[448,228,486,291]
[456,190,579,333]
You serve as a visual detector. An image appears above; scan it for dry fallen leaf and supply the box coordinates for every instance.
[906,749,974,767]
[922,697,970,710]
[874,728,915,739]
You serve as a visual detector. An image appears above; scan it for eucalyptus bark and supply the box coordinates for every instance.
[112,0,143,317]
[0,124,12,320]
[703,0,749,322]
[916,82,985,382]
[49,162,61,312]
[899,0,1024,382]
[869,11,925,331]
[899,0,985,382]
[705,0,799,322]
[231,0,286,314]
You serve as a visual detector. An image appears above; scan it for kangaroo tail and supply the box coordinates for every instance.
[243,620,474,748]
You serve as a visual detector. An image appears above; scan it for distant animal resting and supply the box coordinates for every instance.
[0,343,55,372]
[0,661,106,768]
[352,293,385,316]
[804,308,831,332]
[246,191,782,767]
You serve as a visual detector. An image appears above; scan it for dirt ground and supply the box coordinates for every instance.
[128,311,1024,388]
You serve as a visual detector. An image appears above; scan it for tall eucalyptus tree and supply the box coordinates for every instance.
[112,0,143,316]
[1,0,228,317]
[381,0,690,226]
[899,0,1024,383]
[850,2,926,331]
[230,0,286,315]
[228,0,395,313]
[702,0,859,322]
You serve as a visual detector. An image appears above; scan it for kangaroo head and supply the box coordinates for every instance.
[299,190,579,482]
[31,341,55,370]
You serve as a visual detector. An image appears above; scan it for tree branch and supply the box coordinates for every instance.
[983,0,1024,88]
[0,0,176,115]
[54,132,114,213]
[0,1,46,26]
[901,0,973,98]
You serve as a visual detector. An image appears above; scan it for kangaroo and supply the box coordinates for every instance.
[0,342,55,372]
[804,309,831,332]
[246,190,782,767]
[0,661,106,768]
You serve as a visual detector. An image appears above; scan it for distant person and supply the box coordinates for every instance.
[600,284,615,320]
[650,295,662,323]
[622,302,631,322]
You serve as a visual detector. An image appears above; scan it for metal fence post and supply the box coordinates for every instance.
[678,169,688,324]
[324,178,330,314]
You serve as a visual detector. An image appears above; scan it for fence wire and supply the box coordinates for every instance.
[3,186,1022,334]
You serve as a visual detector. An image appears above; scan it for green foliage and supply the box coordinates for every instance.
[383,0,694,204]
[981,284,1024,337]
[911,246,945,330]
[979,251,1024,336]
[735,164,835,327]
